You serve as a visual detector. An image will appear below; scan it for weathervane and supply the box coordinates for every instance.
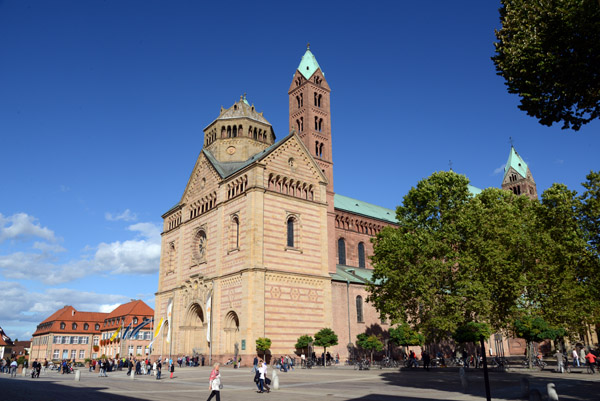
[307,42,310,50]
[509,136,514,147]
[449,160,453,171]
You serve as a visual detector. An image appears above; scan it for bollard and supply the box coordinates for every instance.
[21,368,27,377]
[130,370,135,381]
[74,370,81,381]
[272,369,279,390]
[547,383,559,401]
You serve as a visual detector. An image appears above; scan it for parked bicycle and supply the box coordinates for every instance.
[354,359,370,370]
[522,358,547,370]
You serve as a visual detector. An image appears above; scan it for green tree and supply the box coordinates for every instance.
[388,323,424,349]
[513,315,566,368]
[492,0,600,130]
[453,322,492,344]
[313,328,338,364]
[580,171,600,256]
[255,337,272,361]
[533,183,595,333]
[356,333,383,363]
[368,171,474,340]
[294,334,313,356]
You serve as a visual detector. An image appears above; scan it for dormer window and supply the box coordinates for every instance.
[95,324,100,330]
[72,323,77,330]
[60,322,66,330]
[84,323,89,330]
[133,317,138,325]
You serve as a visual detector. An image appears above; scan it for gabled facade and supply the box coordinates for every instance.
[153,47,542,363]
[30,300,154,362]
[99,300,154,358]
[31,306,105,362]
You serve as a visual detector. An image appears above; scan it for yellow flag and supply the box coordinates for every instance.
[109,326,121,341]
[154,318,164,338]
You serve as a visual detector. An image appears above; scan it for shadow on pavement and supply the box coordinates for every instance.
[378,369,598,400]
[1,378,143,401]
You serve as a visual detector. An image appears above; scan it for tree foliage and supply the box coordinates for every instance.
[492,0,600,130]
[314,328,338,357]
[356,333,383,362]
[368,170,600,343]
[256,337,272,358]
[453,322,492,344]
[388,323,424,347]
[295,335,313,353]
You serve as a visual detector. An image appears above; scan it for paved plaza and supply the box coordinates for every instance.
[1,365,598,401]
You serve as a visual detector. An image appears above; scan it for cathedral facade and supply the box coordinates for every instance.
[152,47,394,363]
[152,48,539,363]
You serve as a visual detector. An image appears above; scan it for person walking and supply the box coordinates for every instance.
[10,360,17,378]
[258,360,270,393]
[572,348,580,367]
[555,349,564,373]
[206,363,221,401]
[170,360,175,379]
[585,349,597,373]
[422,351,430,371]
[252,356,259,373]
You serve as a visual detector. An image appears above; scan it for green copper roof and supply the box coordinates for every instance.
[334,194,397,224]
[504,146,528,179]
[468,184,482,196]
[297,48,321,80]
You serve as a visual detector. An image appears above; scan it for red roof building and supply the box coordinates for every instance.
[30,300,154,362]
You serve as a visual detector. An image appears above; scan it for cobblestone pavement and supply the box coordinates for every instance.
[1,365,598,401]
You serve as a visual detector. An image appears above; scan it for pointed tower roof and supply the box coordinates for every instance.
[297,43,322,80]
[504,146,529,179]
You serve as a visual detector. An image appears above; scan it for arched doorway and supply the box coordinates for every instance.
[183,303,207,355]
[223,311,240,354]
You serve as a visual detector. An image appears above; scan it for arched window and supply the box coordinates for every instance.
[72,323,77,330]
[300,117,303,131]
[300,93,303,106]
[95,324,100,330]
[60,322,65,330]
[84,323,89,331]
[232,125,237,137]
[338,238,346,265]
[287,217,295,248]
[133,317,138,325]
[232,216,240,249]
[356,296,364,323]
[358,242,365,268]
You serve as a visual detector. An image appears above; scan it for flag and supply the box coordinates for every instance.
[153,318,164,339]
[129,318,152,340]
[122,321,133,340]
[148,318,164,352]
[109,326,121,341]
[165,298,173,344]
[206,294,212,342]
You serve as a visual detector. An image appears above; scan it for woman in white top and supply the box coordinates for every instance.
[207,363,221,401]
[259,361,271,393]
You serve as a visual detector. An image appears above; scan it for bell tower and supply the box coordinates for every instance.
[289,45,337,274]
[501,146,538,200]
[289,44,334,192]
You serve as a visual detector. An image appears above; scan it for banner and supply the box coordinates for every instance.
[206,294,212,342]
[129,318,152,340]
[166,298,173,344]
[122,321,133,340]
[148,318,164,352]
[153,318,164,339]
[109,326,121,341]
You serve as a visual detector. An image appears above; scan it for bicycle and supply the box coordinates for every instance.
[521,358,547,370]
[354,359,370,370]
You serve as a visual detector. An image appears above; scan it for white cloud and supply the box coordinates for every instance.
[493,163,506,175]
[0,213,59,243]
[105,209,137,222]
[0,221,162,283]
[0,281,130,339]
[33,241,66,253]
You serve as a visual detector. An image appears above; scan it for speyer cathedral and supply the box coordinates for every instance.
[152,47,538,362]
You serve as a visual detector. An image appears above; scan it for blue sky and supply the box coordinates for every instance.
[1,1,598,340]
